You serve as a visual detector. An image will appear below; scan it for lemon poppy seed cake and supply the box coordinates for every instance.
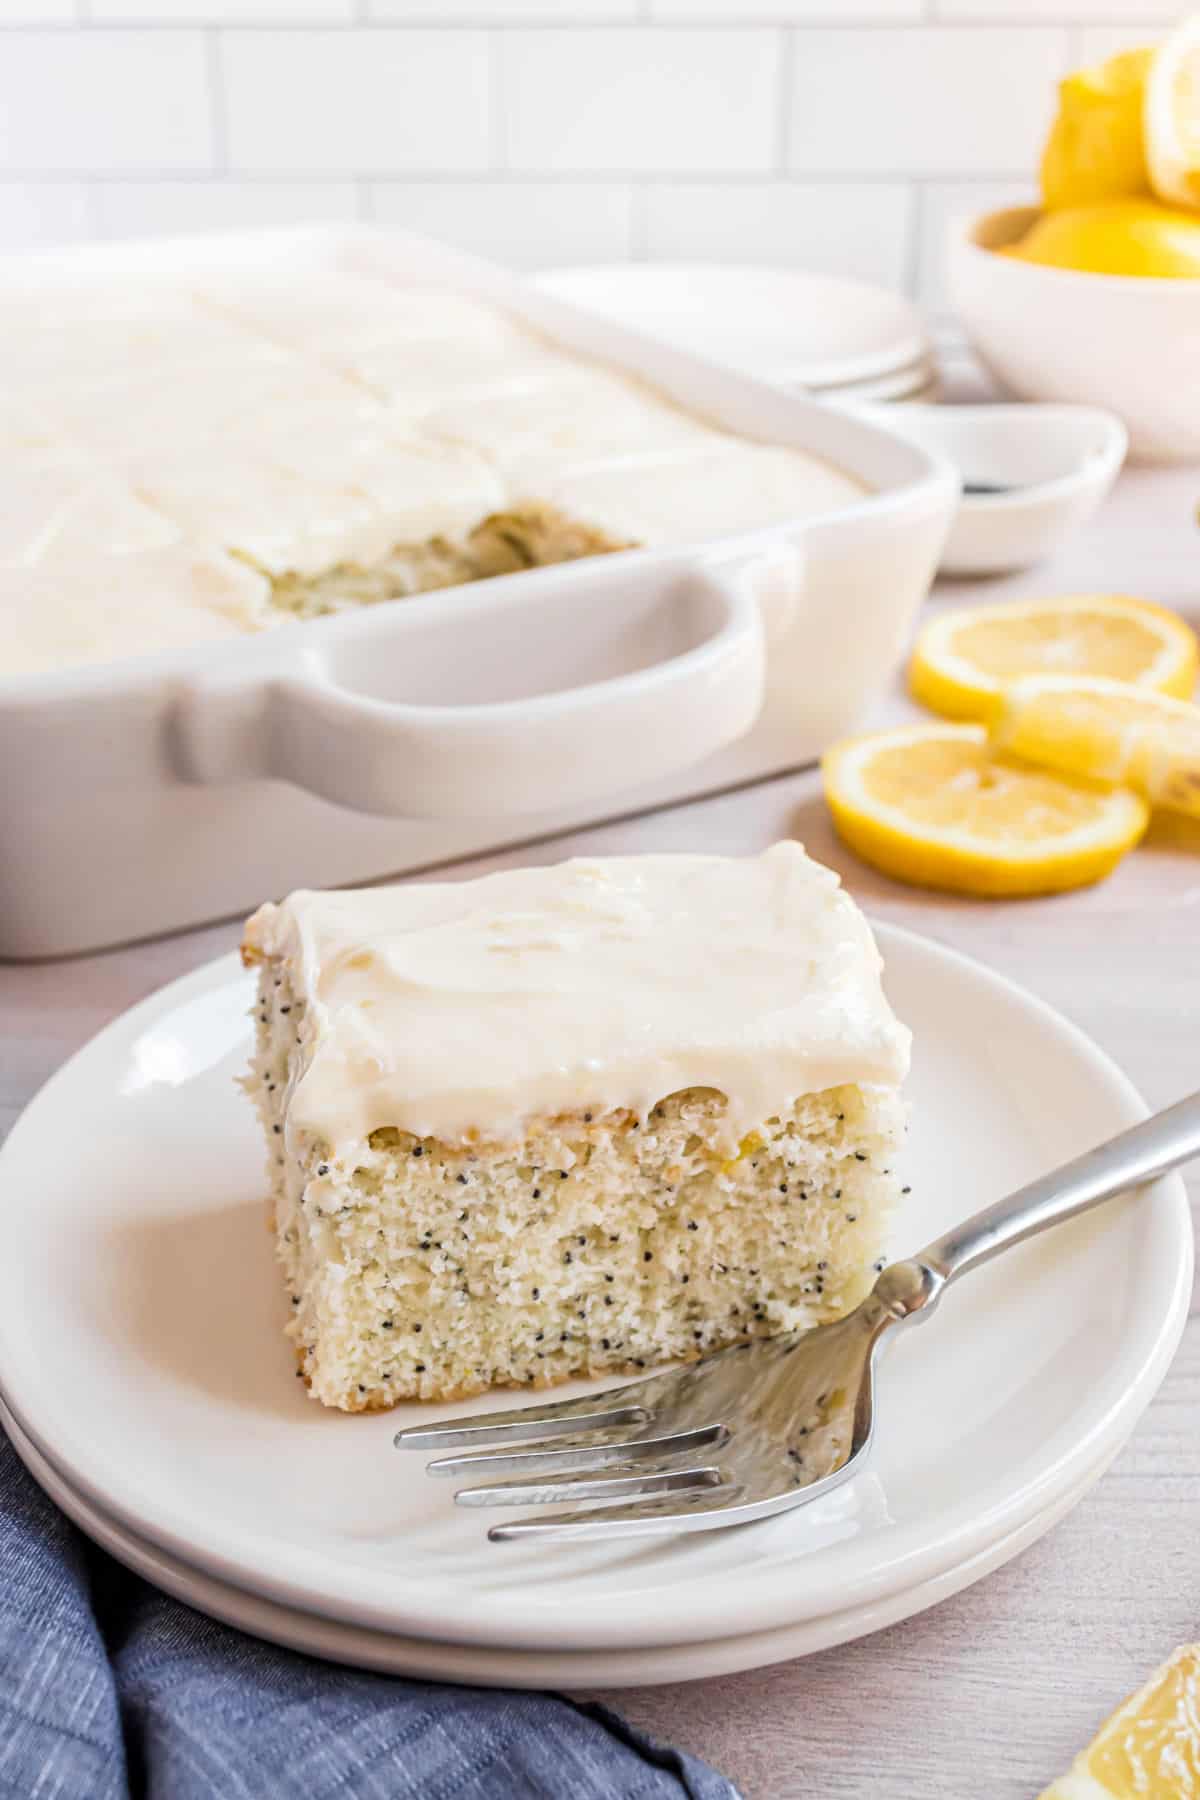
[241,844,910,1412]
[0,270,865,675]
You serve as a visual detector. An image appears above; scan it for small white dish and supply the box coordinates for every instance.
[534,263,931,391]
[0,923,1188,1659]
[859,402,1128,576]
[948,206,1200,464]
[0,1395,1124,1688]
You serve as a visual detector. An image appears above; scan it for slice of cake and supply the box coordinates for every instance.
[241,844,910,1412]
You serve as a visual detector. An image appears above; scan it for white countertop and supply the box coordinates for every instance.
[2,455,1198,1800]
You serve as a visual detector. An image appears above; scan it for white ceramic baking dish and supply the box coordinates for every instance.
[0,226,957,958]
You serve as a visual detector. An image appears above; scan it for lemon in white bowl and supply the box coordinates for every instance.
[948,205,1200,462]
[1039,20,1200,215]
[1040,48,1153,209]
[950,17,1200,459]
[1003,198,1200,278]
[1145,15,1200,210]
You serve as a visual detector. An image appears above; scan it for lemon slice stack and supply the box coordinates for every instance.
[909,594,1197,721]
[998,675,1200,817]
[821,594,1200,898]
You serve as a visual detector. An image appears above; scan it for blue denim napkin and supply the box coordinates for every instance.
[0,1428,739,1800]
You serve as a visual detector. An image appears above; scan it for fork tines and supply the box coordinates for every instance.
[394,1383,739,1540]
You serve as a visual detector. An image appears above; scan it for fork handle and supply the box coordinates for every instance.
[916,1088,1200,1287]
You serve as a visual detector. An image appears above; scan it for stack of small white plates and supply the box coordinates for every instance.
[0,926,1188,1687]
[533,264,938,404]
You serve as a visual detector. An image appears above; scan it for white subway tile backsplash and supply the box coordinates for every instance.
[1077,23,1165,61]
[938,0,1173,17]
[644,180,912,287]
[222,30,490,174]
[789,28,1068,175]
[0,9,1155,323]
[650,0,919,16]
[92,179,361,239]
[917,179,1031,315]
[0,182,90,247]
[0,1,78,19]
[0,31,214,174]
[369,179,634,266]
[499,29,780,174]
[370,0,636,17]
[90,0,352,21]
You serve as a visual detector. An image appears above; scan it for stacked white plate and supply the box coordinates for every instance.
[0,925,1189,1687]
[533,265,938,404]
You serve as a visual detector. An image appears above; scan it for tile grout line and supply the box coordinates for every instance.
[0,16,1178,31]
[0,170,1043,188]
[0,169,1042,186]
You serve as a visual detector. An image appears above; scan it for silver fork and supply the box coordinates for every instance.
[395,1091,1200,1542]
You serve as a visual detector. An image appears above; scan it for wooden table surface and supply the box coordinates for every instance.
[2,460,1198,1800]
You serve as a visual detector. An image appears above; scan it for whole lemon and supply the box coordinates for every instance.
[1003,199,1200,276]
[1040,49,1154,210]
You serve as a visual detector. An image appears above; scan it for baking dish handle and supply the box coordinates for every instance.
[174,548,796,821]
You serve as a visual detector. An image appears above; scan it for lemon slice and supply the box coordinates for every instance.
[1146,15,1200,211]
[996,673,1200,817]
[909,596,1199,723]
[822,723,1148,897]
[1039,1642,1200,1798]
[1041,48,1153,210]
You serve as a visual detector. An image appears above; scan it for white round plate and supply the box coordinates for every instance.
[0,1395,1125,1689]
[534,264,930,390]
[818,362,939,407]
[0,926,1188,1656]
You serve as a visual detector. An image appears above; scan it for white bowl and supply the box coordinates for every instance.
[948,205,1200,464]
[863,401,1127,576]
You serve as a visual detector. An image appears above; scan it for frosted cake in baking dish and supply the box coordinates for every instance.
[0,269,865,675]
[241,842,909,1411]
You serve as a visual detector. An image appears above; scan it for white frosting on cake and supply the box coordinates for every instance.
[514,441,865,544]
[136,437,504,578]
[0,269,869,673]
[1,448,180,569]
[198,275,523,358]
[243,843,910,1153]
[0,543,267,676]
